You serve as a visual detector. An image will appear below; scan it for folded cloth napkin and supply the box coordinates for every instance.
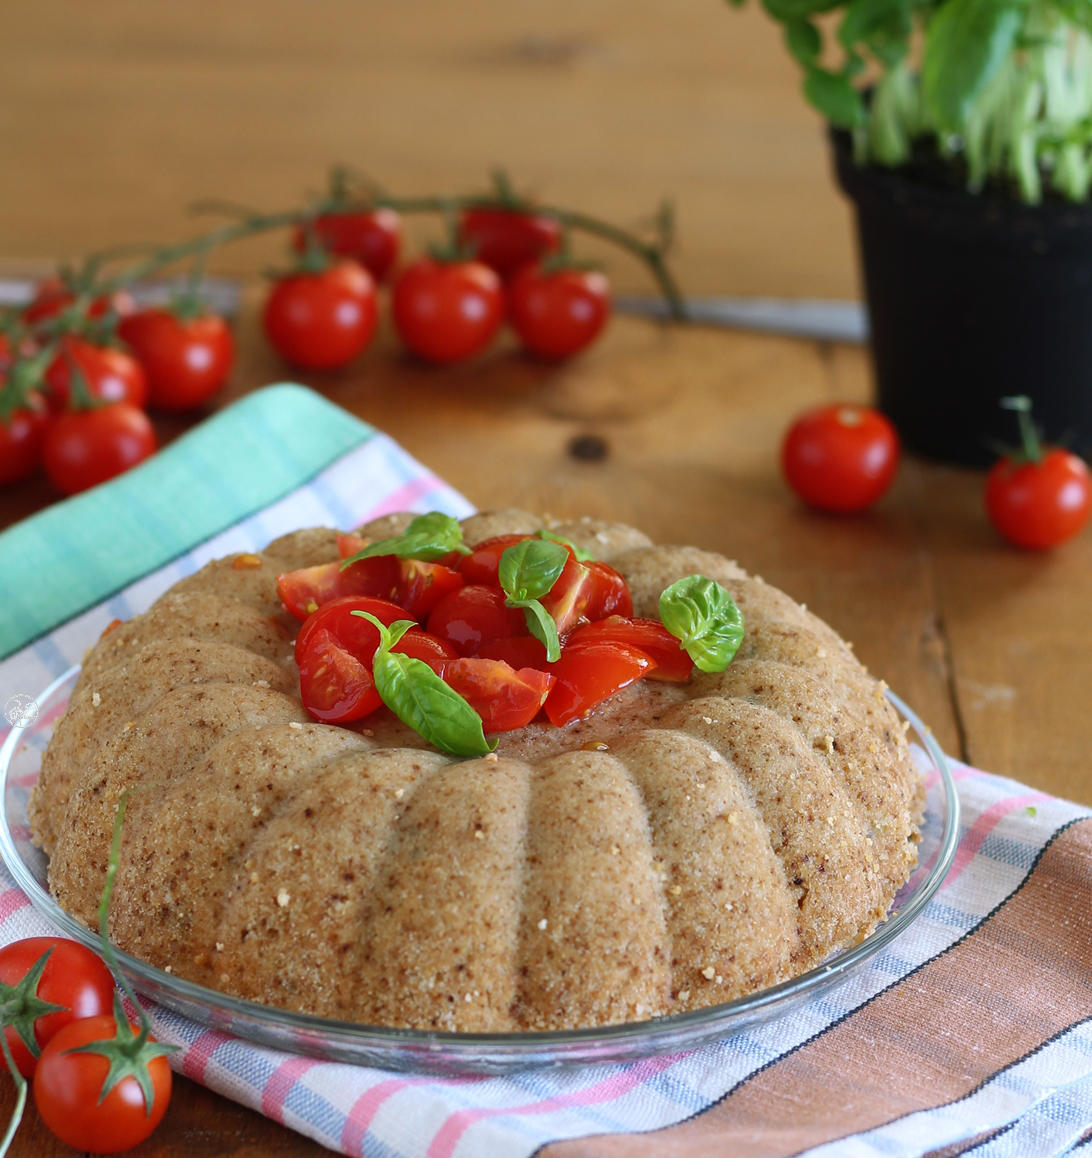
[3,384,1092,1158]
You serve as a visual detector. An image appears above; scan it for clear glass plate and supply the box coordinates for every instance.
[0,667,959,1075]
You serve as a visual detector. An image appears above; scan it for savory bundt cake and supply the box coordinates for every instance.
[30,510,922,1032]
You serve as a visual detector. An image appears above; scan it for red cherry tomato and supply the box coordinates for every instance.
[42,404,156,496]
[44,338,148,414]
[566,616,692,682]
[23,279,134,325]
[781,404,900,513]
[985,448,1092,549]
[118,309,234,410]
[458,534,534,586]
[33,1014,172,1154]
[443,657,554,731]
[582,561,633,621]
[477,634,551,670]
[539,557,595,637]
[296,596,456,722]
[0,393,49,485]
[263,260,377,370]
[426,584,528,656]
[292,209,401,283]
[397,558,466,621]
[508,264,611,359]
[544,640,656,726]
[277,556,401,621]
[392,258,504,365]
[457,208,562,280]
[0,938,116,1078]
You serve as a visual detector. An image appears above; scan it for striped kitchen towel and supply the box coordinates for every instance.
[2,383,1092,1158]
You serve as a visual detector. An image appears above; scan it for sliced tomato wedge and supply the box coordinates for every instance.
[277,556,400,621]
[336,531,368,558]
[540,556,594,636]
[296,596,457,722]
[565,616,692,682]
[583,561,634,621]
[544,640,656,726]
[458,534,533,585]
[397,558,465,620]
[426,584,528,656]
[443,657,555,732]
[477,634,551,670]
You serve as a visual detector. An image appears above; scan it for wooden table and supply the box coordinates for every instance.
[3,2,1092,1154]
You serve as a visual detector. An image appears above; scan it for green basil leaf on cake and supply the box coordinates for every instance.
[659,575,745,673]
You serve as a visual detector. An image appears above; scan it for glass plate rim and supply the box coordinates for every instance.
[0,667,960,1072]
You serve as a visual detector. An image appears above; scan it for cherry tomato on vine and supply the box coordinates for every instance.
[33,1013,172,1154]
[44,338,148,414]
[392,258,504,365]
[457,208,562,280]
[263,260,377,370]
[118,309,234,410]
[43,403,157,496]
[0,938,116,1078]
[985,448,1092,549]
[23,278,134,325]
[292,208,401,283]
[0,393,49,486]
[781,404,900,513]
[508,264,611,359]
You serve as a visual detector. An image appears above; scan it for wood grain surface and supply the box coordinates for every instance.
[2,2,1090,1155]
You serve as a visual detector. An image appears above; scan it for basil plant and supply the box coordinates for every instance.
[730,0,1092,203]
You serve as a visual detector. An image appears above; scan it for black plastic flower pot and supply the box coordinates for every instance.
[832,129,1092,467]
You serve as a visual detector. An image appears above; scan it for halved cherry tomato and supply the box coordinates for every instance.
[277,556,401,621]
[397,558,465,620]
[539,556,594,636]
[544,640,656,726]
[457,208,562,280]
[443,657,555,731]
[477,635,551,670]
[44,338,148,414]
[292,208,401,283]
[566,616,692,682]
[426,584,528,656]
[296,596,457,721]
[583,561,633,621]
[458,534,533,585]
[336,531,368,558]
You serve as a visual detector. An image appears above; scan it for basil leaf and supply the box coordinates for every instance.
[520,601,562,663]
[341,512,469,567]
[922,0,1024,134]
[536,528,595,562]
[373,651,496,756]
[659,575,745,674]
[498,539,568,602]
[803,66,866,128]
[352,611,496,757]
[785,19,822,66]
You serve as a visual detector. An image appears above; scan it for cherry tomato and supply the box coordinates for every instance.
[566,616,692,682]
[397,558,466,620]
[23,279,134,325]
[296,597,456,722]
[42,403,157,496]
[426,584,528,656]
[392,258,504,365]
[539,556,594,637]
[277,556,401,621]
[985,448,1092,549]
[292,208,401,283]
[0,938,116,1078]
[544,640,656,726]
[444,657,554,731]
[458,534,534,586]
[457,208,562,280]
[44,338,148,414]
[582,561,633,621]
[117,309,234,410]
[508,264,611,359]
[33,1014,172,1154]
[0,393,49,486]
[263,260,377,370]
[781,404,900,513]
[477,634,551,670]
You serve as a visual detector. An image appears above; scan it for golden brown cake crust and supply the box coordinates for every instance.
[31,512,922,1032]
